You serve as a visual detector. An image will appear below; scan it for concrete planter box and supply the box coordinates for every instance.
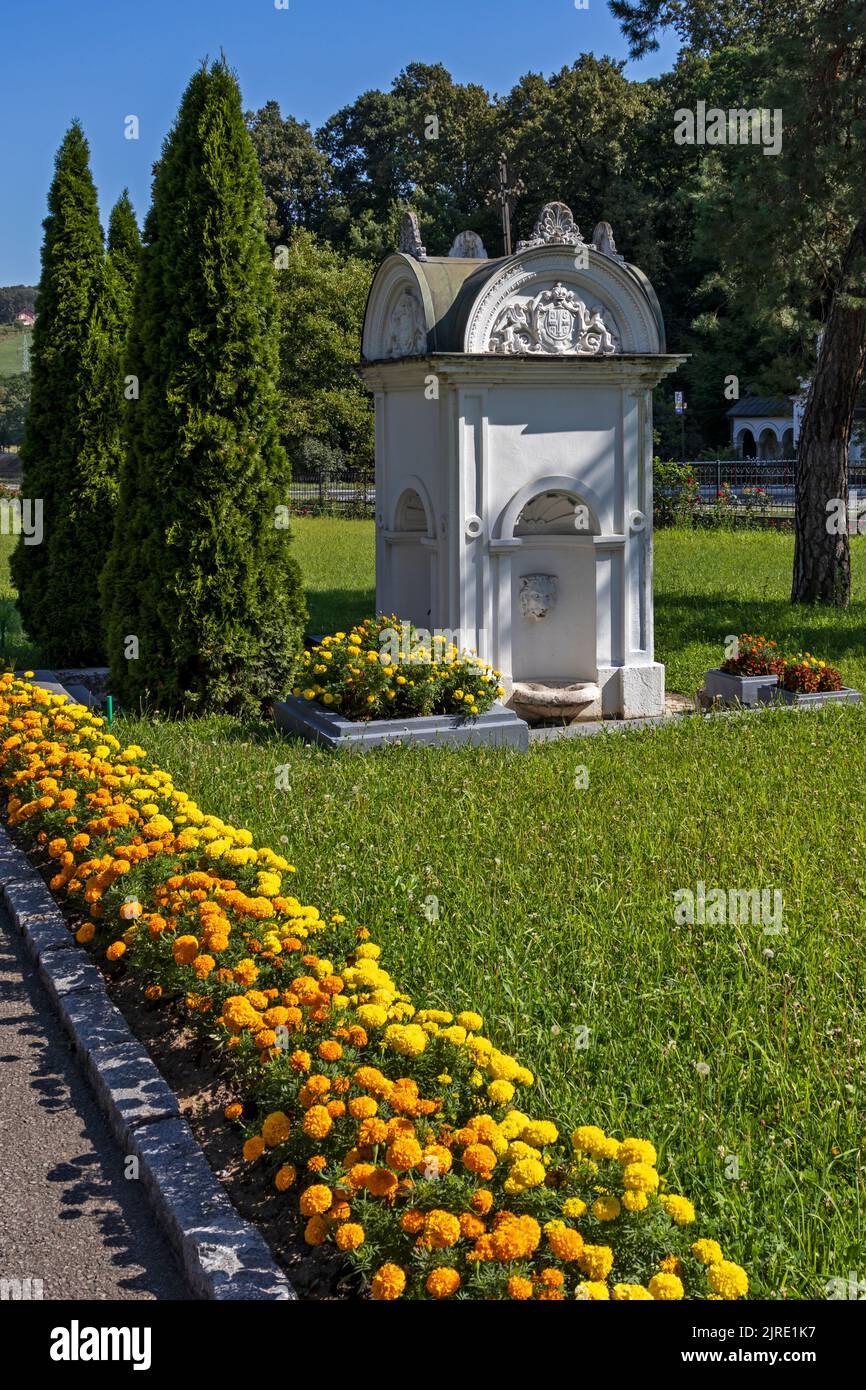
[273,695,529,751]
[703,668,779,706]
[775,686,862,708]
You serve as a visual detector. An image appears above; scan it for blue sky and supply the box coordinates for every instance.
[1,0,679,284]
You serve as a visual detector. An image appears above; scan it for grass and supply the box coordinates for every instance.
[0,324,30,377]
[111,519,866,1300]
[5,514,866,1295]
[294,518,866,693]
[115,701,865,1299]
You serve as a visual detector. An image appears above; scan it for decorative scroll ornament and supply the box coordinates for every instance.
[488,281,619,356]
[516,200,585,251]
[398,210,427,261]
[592,220,626,265]
[386,288,428,358]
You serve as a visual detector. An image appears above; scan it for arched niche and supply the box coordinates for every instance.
[492,480,610,684]
[386,481,436,627]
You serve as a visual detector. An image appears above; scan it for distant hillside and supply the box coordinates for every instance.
[0,285,37,324]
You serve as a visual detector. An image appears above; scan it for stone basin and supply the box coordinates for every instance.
[509,679,602,724]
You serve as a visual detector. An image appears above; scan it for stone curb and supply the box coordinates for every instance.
[0,825,296,1301]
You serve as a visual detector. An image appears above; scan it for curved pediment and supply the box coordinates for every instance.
[361,202,667,361]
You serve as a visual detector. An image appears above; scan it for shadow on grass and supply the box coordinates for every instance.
[304,586,375,637]
[656,592,866,658]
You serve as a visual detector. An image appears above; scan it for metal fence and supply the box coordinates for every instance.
[288,459,866,530]
[288,470,375,518]
[662,458,866,530]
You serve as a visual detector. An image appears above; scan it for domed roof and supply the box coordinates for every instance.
[361,202,666,363]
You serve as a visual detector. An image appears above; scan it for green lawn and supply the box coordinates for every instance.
[5,516,866,1296]
[0,323,30,377]
[294,518,866,694]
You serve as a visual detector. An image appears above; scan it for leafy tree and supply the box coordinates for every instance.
[0,286,37,323]
[245,101,331,248]
[609,0,866,603]
[11,121,125,663]
[0,373,30,446]
[101,59,307,714]
[274,229,372,470]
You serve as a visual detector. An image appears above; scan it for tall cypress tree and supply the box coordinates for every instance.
[101,59,306,713]
[107,189,141,321]
[12,121,124,663]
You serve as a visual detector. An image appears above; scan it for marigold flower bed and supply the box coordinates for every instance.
[0,673,748,1301]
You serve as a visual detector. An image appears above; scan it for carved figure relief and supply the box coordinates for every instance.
[488,282,619,356]
[386,288,428,358]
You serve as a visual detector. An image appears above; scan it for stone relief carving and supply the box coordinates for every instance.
[592,220,625,265]
[488,281,619,356]
[398,210,427,261]
[449,230,487,259]
[517,201,585,251]
[519,574,558,621]
[386,288,428,358]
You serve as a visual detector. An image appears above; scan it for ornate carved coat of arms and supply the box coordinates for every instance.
[489,282,619,356]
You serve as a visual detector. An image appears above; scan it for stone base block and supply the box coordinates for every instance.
[596,663,666,719]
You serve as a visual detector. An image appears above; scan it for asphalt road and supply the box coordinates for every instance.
[0,903,190,1300]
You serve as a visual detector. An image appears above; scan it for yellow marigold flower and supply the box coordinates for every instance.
[592,1196,621,1222]
[299,1184,333,1217]
[578,1243,614,1280]
[262,1111,292,1147]
[707,1260,749,1300]
[487,1079,515,1105]
[371,1263,406,1300]
[422,1209,461,1249]
[617,1137,658,1166]
[520,1120,558,1147]
[621,1189,649,1213]
[649,1272,684,1300]
[242,1136,265,1162]
[572,1125,608,1157]
[384,1023,427,1057]
[691,1238,724,1266]
[562,1197,587,1219]
[576,1281,610,1300]
[456,1010,483,1031]
[611,1283,653,1300]
[623,1161,659,1194]
[335,1222,364,1252]
[504,1157,546,1193]
[661,1194,696,1225]
[426,1267,460,1298]
[302,1105,332,1140]
[275,1164,297,1191]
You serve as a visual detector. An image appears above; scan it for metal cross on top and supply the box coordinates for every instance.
[486,152,525,257]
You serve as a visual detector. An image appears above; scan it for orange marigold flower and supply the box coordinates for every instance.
[172,934,199,965]
[426,1267,460,1299]
[507,1275,534,1300]
[302,1105,332,1140]
[275,1164,297,1191]
[242,1136,265,1162]
[371,1264,406,1301]
[224,1103,243,1121]
[299,1184,333,1217]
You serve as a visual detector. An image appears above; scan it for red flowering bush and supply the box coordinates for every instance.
[779,654,844,693]
[720,634,784,678]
